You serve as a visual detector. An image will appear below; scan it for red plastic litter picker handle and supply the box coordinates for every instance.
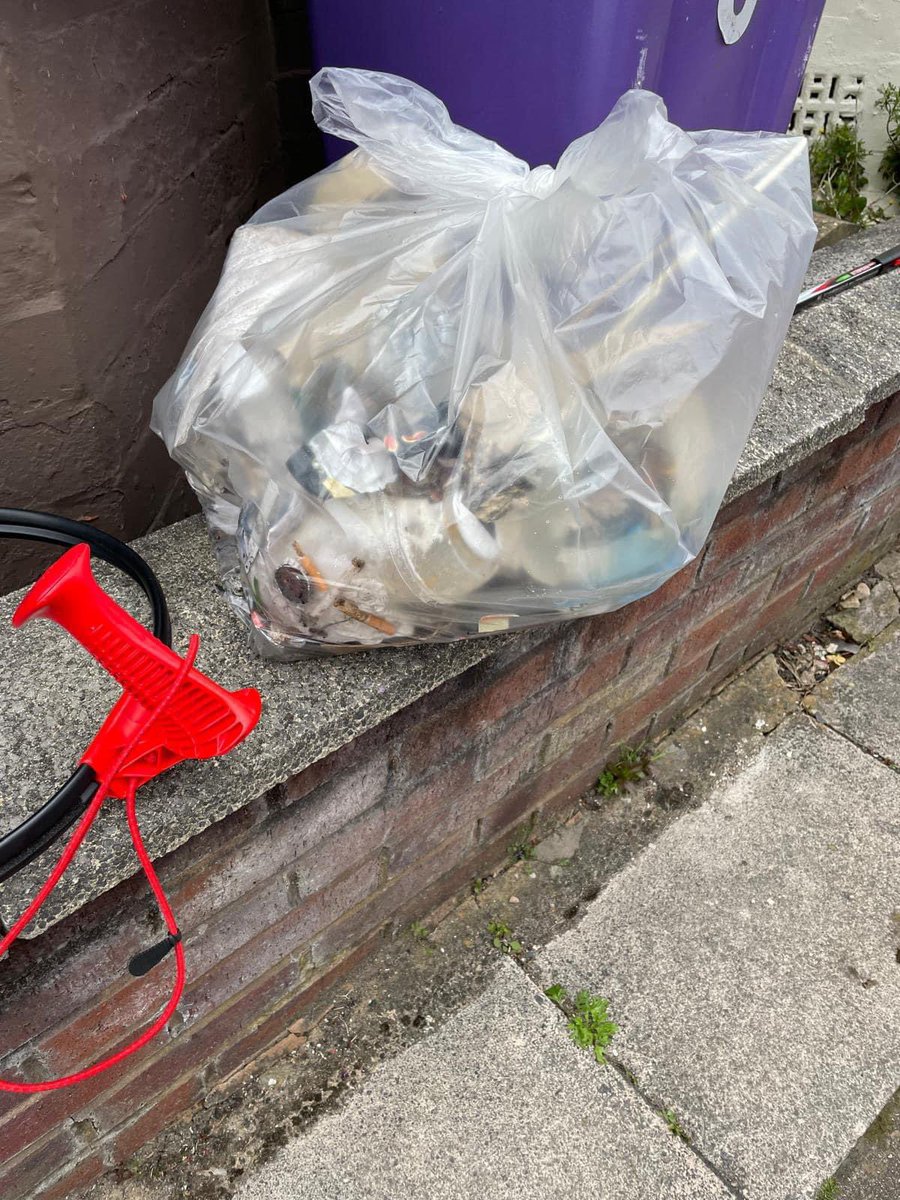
[0,544,261,1093]
[14,544,261,795]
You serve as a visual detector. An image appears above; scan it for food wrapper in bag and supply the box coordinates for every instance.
[152,67,816,657]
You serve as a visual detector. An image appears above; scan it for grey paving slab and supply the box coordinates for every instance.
[813,627,900,765]
[234,960,731,1200]
[541,716,900,1200]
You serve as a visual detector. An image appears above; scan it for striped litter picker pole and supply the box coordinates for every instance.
[795,243,900,311]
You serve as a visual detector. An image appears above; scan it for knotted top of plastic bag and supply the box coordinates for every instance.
[309,66,808,204]
[311,68,530,197]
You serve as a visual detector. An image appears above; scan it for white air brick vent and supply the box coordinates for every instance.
[790,71,865,136]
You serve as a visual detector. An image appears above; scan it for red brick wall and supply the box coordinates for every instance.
[1,392,898,1196]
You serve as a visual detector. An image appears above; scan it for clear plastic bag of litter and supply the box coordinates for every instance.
[152,67,816,657]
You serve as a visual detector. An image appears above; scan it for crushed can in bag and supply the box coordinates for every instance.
[153,68,816,657]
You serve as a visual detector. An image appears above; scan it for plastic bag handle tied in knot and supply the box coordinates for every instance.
[310,66,530,199]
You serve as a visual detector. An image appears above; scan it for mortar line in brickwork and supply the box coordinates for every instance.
[81,37,263,157]
[84,832,462,1111]
[801,514,890,604]
[60,957,314,1147]
[0,1118,78,1193]
[619,637,637,677]
[20,869,375,1121]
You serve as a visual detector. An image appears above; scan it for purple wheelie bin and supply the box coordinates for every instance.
[307,0,825,166]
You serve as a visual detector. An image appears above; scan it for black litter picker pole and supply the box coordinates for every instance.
[794,243,900,311]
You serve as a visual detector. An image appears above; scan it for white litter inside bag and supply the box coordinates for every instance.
[152,67,816,658]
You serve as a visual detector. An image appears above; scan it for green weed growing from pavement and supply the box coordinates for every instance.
[568,990,618,1063]
[487,920,522,956]
[815,1179,839,1200]
[545,982,618,1064]
[663,1108,689,1141]
[596,743,656,798]
[508,816,537,862]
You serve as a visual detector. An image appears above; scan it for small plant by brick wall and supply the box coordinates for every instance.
[1,392,899,1198]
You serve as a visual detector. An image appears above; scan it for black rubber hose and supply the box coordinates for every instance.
[0,510,172,881]
[0,766,99,883]
[0,508,171,644]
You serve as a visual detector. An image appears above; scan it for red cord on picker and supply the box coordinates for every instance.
[0,512,261,1092]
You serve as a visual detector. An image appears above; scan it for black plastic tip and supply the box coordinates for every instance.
[127,931,182,977]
